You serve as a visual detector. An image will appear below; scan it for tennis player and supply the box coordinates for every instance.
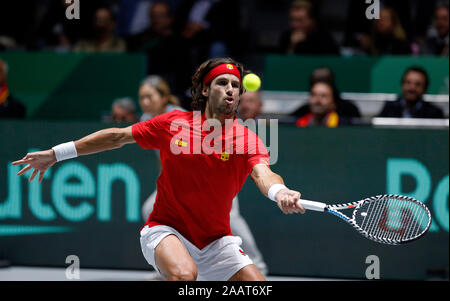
[138,75,269,275]
[12,57,305,281]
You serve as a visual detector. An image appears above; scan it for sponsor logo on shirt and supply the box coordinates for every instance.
[220,152,230,161]
[175,139,188,147]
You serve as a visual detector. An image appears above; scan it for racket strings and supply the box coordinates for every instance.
[404,203,427,239]
[355,197,430,243]
[362,199,387,239]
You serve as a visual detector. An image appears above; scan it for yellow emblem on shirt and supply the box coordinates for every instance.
[175,139,187,147]
[220,152,230,161]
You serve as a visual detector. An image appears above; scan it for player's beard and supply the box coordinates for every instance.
[217,99,239,118]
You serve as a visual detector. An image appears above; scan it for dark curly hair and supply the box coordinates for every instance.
[190,57,247,112]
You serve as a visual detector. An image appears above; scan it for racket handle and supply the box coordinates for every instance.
[297,199,327,212]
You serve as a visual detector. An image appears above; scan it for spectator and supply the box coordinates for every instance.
[357,6,411,55]
[279,0,340,55]
[128,1,174,50]
[127,1,191,98]
[109,97,139,123]
[117,0,154,36]
[74,7,127,53]
[238,91,263,121]
[420,3,449,56]
[28,0,97,51]
[0,59,26,119]
[138,75,183,122]
[117,0,182,36]
[292,67,361,120]
[378,66,444,118]
[296,80,351,127]
[174,0,242,61]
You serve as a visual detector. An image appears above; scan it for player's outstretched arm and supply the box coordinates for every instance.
[12,126,135,183]
[250,164,305,215]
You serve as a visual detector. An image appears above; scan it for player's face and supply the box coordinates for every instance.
[204,74,241,119]
[309,83,335,115]
[139,84,168,115]
[402,71,426,103]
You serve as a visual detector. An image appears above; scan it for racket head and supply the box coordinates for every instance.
[350,194,431,245]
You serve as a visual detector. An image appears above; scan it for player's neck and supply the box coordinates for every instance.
[204,104,234,125]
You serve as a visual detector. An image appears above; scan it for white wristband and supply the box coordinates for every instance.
[52,141,78,162]
[268,184,287,202]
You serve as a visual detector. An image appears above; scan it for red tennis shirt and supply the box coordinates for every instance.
[132,110,270,249]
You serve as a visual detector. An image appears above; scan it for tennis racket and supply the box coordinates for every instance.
[297,194,431,245]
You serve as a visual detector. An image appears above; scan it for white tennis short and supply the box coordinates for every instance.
[140,225,253,281]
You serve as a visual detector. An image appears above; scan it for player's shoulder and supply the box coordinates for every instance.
[158,109,191,122]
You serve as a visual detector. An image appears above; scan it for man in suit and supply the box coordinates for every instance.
[378,66,444,118]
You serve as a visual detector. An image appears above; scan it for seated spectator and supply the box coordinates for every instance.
[0,59,26,119]
[296,80,352,127]
[138,75,184,122]
[292,67,361,120]
[74,7,126,53]
[357,6,411,55]
[343,0,417,54]
[279,0,340,55]
[174,0,242,62]
[420,3,449,56]
[127,2,191,98]
[127,1,174,50]
[110,97,139,123]
[28,1,97,51]
[378,66,444,118]
[116,0,153,37]
[238,91,263,121]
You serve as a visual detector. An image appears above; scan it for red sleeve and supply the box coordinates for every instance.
[131,114,167,149]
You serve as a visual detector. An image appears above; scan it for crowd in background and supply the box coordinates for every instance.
[1,0,447,56]
[0,0,448,125]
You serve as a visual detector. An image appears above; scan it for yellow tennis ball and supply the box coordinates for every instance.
[243,73,261,92]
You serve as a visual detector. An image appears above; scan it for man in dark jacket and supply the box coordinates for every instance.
[378,66,444,119]
[279,0,340,55]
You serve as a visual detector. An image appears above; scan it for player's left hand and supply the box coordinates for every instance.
[275,189,305,214]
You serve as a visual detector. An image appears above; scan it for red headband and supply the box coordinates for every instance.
[203,63,241,85]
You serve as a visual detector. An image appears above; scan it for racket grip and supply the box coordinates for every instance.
[297,199,327,212]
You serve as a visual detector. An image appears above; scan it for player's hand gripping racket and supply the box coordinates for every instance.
[297,194,431,245]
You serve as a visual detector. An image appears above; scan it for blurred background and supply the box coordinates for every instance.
[0,0,448,281]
